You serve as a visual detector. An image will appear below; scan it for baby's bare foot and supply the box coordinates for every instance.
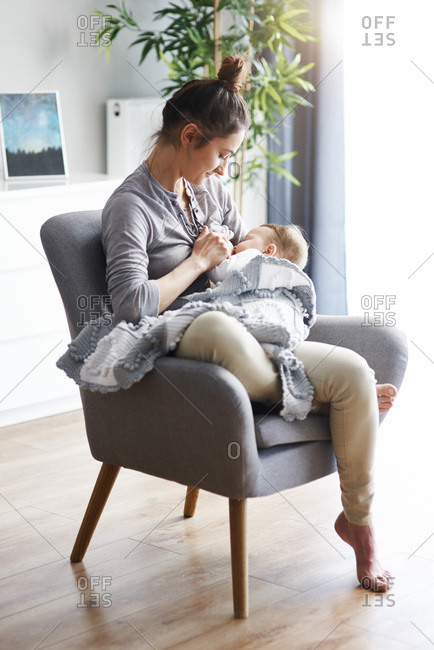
[335,511,393,592]
[313,383,397,416]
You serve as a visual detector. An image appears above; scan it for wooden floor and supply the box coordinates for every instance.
[0,350,433,649]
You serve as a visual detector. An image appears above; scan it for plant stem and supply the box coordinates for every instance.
[237,0,254,215]
[214,0,221,73]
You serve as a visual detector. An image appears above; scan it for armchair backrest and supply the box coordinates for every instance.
[40,211,110,339]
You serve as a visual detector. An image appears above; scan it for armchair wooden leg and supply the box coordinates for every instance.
[183,486,200,517]
[70,463,120,563]
[229,498,248,619]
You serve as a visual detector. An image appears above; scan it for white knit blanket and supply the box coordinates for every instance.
[57,255,317,422]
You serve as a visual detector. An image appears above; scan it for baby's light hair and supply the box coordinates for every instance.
[260,223,309,269]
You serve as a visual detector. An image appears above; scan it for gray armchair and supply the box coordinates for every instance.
[40,211,408,618]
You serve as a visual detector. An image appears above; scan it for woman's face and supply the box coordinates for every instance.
[184,129,246,184]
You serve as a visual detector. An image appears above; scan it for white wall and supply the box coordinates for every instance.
[0,0,168,175]
[344,0,434,460]
[344,0,434,353]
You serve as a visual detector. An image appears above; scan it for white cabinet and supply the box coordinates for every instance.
[0,174,122,427]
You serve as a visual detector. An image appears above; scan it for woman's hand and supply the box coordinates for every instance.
[155,226,232,314]
[190,226,232,271]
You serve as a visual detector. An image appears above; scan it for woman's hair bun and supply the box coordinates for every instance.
[217,56,248,93]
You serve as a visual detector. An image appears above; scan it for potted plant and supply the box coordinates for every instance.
[95,0,316,211]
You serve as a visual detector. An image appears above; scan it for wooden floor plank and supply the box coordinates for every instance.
[45,577,296,650]
[0,544,235,648]
[0,538,178,621]
[166,555,434,650]
[46,619,156,650]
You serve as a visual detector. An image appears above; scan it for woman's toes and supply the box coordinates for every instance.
[361,574,391,592]
[376,384,397,413]
[377,383,397,398]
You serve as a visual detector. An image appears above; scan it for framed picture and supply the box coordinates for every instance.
[0,91,68,180]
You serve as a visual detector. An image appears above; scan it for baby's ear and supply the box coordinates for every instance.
[263,243,277,257]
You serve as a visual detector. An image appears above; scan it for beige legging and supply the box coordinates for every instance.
[175,311,378,526]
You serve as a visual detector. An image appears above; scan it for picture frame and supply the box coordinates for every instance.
[0,90,68,180]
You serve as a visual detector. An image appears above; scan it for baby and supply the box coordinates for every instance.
[207,223,309,284]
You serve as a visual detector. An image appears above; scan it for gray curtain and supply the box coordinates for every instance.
[267,0,347,315]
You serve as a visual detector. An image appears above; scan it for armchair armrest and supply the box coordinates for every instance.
[307,314,408,402]
[80,357,261,499]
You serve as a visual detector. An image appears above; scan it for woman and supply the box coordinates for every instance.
[102,56,396,592]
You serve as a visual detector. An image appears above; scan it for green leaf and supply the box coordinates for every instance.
[280,22,307,42]
[272,165,301,185]
[282,52,301,75]
[291,77,312,92]
[260,88,267,114]
[130,31,154,47]
[274,151,298,162]
[296,62,316,76]
[278,9,309,21]
[261,57,273,77]
[138,40,156,65]
[267,85,284,110]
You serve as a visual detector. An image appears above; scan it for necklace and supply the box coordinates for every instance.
[145,154,193,216]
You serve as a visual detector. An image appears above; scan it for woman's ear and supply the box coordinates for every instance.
[181,123,200,146]
[263,243,277,257]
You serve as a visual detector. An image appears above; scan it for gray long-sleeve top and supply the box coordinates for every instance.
[102,161,248,324]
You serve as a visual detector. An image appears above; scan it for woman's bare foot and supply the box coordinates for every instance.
[335,511,393,592]
[376,383,397,413]
[313,383,397,416]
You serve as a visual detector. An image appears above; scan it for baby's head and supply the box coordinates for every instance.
[234,224,309,269]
